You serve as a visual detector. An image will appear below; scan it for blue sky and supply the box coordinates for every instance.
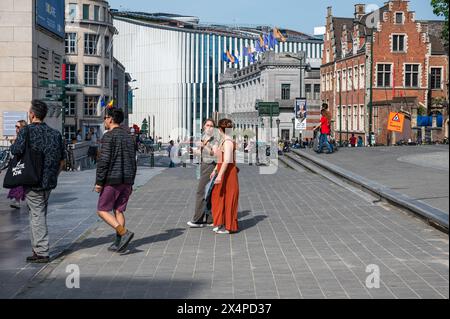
[108,0,442,35]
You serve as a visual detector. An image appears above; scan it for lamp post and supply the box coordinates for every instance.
[276,118,280,138]
[291,117,295,140]
[285,54,311,98]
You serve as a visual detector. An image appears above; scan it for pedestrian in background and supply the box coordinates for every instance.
[168,140,175,167]
[10,100,65,263]
[357,136,364,147]
[211,118,239,234]
[187,118,217,228]
[7,120,27,209]
[95,108,137,253]
[350,133,357,147]
[76,129,82,142]
[314,108,334,154]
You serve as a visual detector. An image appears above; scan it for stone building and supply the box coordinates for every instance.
[0,0,65,141]
[321,1,448,145]
[219,51,321,141]
[63,0,117,141]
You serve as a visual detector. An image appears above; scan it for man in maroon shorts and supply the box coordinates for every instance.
[95,108,137,253]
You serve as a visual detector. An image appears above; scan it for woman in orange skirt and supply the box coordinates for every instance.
[210,118,239,234]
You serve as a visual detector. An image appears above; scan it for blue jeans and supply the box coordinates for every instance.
[318,133,333,153]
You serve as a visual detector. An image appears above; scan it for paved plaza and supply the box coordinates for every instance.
[9,160,449,299]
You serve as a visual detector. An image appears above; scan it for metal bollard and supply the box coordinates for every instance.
[150,150,155,168]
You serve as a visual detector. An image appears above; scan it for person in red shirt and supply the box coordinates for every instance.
[349,133,357,147]
[314,109,333,153]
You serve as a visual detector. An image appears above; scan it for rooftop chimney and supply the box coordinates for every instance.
[354,4,366,19]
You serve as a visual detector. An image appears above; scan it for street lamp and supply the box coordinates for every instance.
[291,117,295,140]
[276,118,280,138]
[285,54,311,98]
[353,18,374,146]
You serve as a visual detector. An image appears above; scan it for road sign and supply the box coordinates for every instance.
[387,112,405,132]
[40,79,66,87]
[257,102,280,116]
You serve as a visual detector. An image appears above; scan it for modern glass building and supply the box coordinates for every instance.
[113,11,323,140]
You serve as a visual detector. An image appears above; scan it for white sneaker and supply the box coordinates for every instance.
[187,221,205,228]
[216,229,230,234]
[212,226,221,232]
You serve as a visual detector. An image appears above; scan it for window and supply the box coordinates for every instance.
[359,105,365,131]
[84,34,99,55]
[336,71,341,92]
[64,125,76,142]
[395,12,404,24]
[281,84,290,100]
[430,68,442,89]
[321,74,326,91]
[53,54,62,80]
[104,36,110,58]
[94,6,99,21]
[405,64,419,87]
[359,65,365,89]
[377,64,391,87]
[392,35,405,52]
[66,95,76,116]
[66,64,77,84]
[105,66,110,88]
[65,33,77,54]
[84,65,100,86]
[82,4,89,20]
[84,96,99,116]
[353,106,358,131]
[348,68,353,90]
[68,3,77,22]
[354,66,358,90]
[305,84,312,93]
[314,84,320,99]
[103,7,107,22]
[342,69,347,91]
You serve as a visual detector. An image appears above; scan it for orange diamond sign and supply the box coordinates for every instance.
[387,112,405,132]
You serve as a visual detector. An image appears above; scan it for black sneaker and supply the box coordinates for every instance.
[26,252,49,263]
[117,230,134,252]
[107,234,122,252]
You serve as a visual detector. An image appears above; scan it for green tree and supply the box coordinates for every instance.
[431,0,449,47]
[141,118,148,135]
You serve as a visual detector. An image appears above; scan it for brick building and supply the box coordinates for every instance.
[321,1,448,146]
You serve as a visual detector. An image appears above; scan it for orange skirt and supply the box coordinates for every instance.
[211,164,239,232]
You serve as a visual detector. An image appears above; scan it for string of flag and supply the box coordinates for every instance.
[222,27,287,65]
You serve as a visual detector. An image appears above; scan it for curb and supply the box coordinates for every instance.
[291,149,449,233]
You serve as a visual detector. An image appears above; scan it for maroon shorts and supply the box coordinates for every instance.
[97,184,133,212]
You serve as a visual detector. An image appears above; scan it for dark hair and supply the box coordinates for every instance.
[30,100,48,120]
[217,118,233,133]
[203,118,216,127]
[105,108,124,124]
[321,103,329,110]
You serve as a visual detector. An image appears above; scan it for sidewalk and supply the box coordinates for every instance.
[298,145,449,214]
[0,165,165,298]
[15,163,449,299]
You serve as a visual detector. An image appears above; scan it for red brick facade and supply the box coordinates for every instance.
[321,1,449,145]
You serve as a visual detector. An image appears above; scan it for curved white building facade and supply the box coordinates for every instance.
[113,14,323,140]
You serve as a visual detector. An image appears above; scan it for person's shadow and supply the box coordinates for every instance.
[237,210,268,232]
[54,228,185,258]
[119,228,185,255]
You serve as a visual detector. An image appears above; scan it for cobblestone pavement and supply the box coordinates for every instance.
[15,163,449,299]
[0,166,164,298]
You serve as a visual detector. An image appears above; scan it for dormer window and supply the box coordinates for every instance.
[395,12,404,24]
